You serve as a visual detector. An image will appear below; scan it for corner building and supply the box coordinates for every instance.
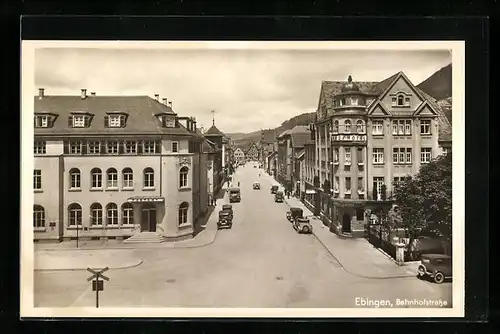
[33,89,208,243]
[313,73,452,237]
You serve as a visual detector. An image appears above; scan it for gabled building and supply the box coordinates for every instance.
[233,147,245,164]
[203,121,226,196]
[246,142,260,161]
[312,73,452,237]
[33,89,208,243]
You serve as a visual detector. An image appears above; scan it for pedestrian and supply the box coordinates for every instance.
[238,181,240,187]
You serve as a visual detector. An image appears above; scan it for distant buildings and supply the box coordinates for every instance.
[245,143,260,161]
[33,89,209,243]
[233,148,245,164]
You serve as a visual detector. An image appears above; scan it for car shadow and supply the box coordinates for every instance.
[193,205,215,236]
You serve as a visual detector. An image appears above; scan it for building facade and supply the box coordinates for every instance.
[204,123,226,196]
[233,148,245,164]
[33,89,208,243]
[245,143,260,161]
[312,73,452,237]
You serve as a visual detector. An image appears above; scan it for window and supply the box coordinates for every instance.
[35,115,49,128]
[372,120,383,135]
[393,148,399,164]
[68,203,82,226]
[421,148,432,164]
[143,140,156,154]
[334,177,339,192]
[356,120,365,133]
[406,148,412,163]
[179,167,188,188]
[34,169,42,190]
[344,120,352,133]
[178,202,189,225]
[124,141,137,154]
[69,168,81,189]
[143,168,155,188]
[404,120,412,135]
[69,141,82,155]
[34,141,46,155]
[122,168,133,188]
[357,148,364,165]
[88,141,101,154]
[372,148,384,164]
[345,149,351,165]
[332,121,339,133]
[393,148,412,164]
[357,177,364,192]
[33,205,45,228]
[334,148,339,163]
[171,141,179,153]
[340,98,346,106]
[351,98,358,106]
[397,95,404,106]
[106,203,118,226]
[405,97,411,105]
[91,168,102,188]
[73,115,86,127]
[420,120,431,135]
[108,115,122,128]
[122,203,134,225]
[392,121,398,135]
[106,168,118,188]
[392,120,412,135]
[90,203,103,226]
[442,147,450,156]
[373,177,384,200]
[345,177,351,192]
[106,141,119,154]
[393,177,404,187]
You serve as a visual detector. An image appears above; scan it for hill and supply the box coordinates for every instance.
[416,63,452,101]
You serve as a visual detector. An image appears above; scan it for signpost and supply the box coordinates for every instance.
[87,267,110,308]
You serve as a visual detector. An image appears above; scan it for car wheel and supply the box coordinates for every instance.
[302,226,310,233]
[417,266,426,278]
[434,272,445,284]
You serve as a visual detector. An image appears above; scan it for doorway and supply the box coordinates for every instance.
[141,204,157,232]
[342,213,351,233]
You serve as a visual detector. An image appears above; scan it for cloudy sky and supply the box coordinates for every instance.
[35,47,451,133]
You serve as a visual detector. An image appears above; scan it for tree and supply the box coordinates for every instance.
[392,153,452,241]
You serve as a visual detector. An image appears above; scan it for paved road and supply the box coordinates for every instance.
[34,163,452,308]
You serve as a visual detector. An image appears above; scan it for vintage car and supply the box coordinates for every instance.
[253,182,261,190]
[228,188,241,203]
[286,207,303,222]
[274,191,284,203]
[417,254,452,284]
[221,204,233,219]
[217,210,233,229]
[293,217,313,234]
[270,185,279,194]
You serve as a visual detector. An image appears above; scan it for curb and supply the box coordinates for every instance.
[282,196,415,280]
[34,259,144,272]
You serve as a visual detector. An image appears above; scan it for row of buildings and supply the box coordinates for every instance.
[33,89,231,243]
[266,72,452,237]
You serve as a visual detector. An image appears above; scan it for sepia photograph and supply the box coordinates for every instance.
[21,41,464,318]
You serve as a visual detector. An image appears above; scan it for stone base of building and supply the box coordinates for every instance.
[33,236,62,243]
[163,232,194,242]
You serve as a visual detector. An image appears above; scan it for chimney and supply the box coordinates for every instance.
[168,101,173,108]
[154,94,159,101]
[81,89,87,99]
[193,117,197,132]
[38,88,45,99]
[162,98,168,105]
[91,92,96,96]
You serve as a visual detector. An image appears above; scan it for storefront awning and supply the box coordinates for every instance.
[305,189,316,194]
[127,196,165,203]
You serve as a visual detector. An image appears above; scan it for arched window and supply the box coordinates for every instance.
[69,168,81,189]
[106,168,118,188]
[178,202,189,225]
[68,203,82,226]
[356,120,365,133]
[179,167,189,188]
[143,167,155,188]
[91,168,102,189]
[333,120,339,133]
[122,168,134,188]
[90,203,103,225]
[106,203,118,226]
[344,120,352,133]
[121,202,134,225]
[33,205,45,228]
[397,94,404,106]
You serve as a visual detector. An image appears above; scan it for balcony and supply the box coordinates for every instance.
[357,161,364,166]
[345,160,352,166]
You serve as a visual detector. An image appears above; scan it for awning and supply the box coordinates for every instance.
[127,196,165,203]
[305,189,316,194]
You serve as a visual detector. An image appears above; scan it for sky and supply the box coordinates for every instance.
[35,47,451,133]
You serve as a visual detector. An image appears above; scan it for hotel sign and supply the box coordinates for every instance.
[332,134,367,143]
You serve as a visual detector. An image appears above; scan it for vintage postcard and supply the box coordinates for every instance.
[21,41,465,318]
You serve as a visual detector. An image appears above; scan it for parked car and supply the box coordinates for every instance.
[286,207,303,222]
[293,217,313,234]
[274,191,284,202]
[229,188,241,203]
[270,185,279,194]
[253,182,261,190]
[221,204,233,219]
[417,254,452,284]
[409,235,444,260]
[217,210,233,229]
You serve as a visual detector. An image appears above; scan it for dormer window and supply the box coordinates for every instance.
[73,115,85,127]
[68,113,92,128]
[392,93,411,107]
[105,113,127,128]
[35,115,49,128]
[157,114,176,128]
[109,115,121,127]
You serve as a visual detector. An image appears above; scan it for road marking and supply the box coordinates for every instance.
[68,284,93,307]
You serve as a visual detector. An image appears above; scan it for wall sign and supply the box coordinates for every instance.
[332,134,367,142]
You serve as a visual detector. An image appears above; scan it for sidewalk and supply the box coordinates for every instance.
[35,186,228,252]
[282,192,417,279]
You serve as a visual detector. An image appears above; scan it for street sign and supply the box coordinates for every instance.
[87,267,109,281]
[92,280,104,291]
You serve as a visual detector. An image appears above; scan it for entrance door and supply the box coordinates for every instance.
[342,213,351,233]
[141,204,157,232]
